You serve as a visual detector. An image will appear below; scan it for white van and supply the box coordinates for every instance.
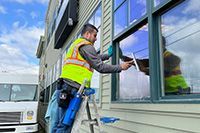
[0,74,39,133]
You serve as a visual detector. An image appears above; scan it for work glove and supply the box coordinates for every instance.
[108,45,113,57]
[108,45,124,58]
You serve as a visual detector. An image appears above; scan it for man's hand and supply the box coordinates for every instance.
[120,60,134,70]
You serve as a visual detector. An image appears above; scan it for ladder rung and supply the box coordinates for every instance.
[82,119,98,125]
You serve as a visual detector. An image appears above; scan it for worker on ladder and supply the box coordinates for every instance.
[48,23,133,133]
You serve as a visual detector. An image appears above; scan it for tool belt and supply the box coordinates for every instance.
[57,78,75,108]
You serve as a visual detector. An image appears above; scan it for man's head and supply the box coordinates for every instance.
[81,24,98,44]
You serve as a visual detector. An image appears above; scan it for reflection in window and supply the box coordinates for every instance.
[114,0,125,9]
[44,86,50,103]
[161,0,200,95]
[11,85,37,101]
[94,29,101,50]
[0,84,11,101]
[130,0,146,24]
[119,25,150,100]
[95,6,101,28]
[154,0,167,7]
[89,5,102,101]
[90,70,100,101]
[114,1,128,36]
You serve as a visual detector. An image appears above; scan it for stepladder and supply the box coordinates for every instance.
[71,88,120,133]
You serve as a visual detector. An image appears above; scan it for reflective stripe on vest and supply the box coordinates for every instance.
[71,41,91,58]
[64,58,93,72]
[60,38,94,88]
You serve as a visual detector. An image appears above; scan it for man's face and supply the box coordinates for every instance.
[84,30,97,44]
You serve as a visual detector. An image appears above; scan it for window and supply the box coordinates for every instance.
[51,81,57,97]
[88,5,102,50]
[87,4,102,101]
[154,0,168,7]
[114,1,128,36]
[161,0,200,96]
[0,84,11,101]
[114,0,147,36]
[114,0,125,9]
[56,59,61,80]
[90,70,100,101]
[44,86,50,103]
[0,84,37,101]
[118,25,150,100]
[113,0,200,102]
[11,85,37,101]
[130,0,146,24]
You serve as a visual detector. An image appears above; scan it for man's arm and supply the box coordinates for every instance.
[98,54,110,61]
[79,45,122,73]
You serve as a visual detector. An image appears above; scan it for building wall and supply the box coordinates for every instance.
[38,0,200,133]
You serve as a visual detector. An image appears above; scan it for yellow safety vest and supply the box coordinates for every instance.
[60,38,94,88]
[164,51,188,93]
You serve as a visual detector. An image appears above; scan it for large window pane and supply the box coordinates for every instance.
[114,0,125,9]
[94,6,101,28]
[0,84,11,101]
[11,85,37,101]
[154,0,167,7]
[94,28,101,50]
[114,1,128,36]
[130,0,147,24]
[90,70,100,101]
[119,25,150,100]
[161,0,200,95]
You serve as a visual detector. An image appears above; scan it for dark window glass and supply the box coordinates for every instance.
[114,1,128,36]
[44,86,50,103]
[118,25,150,100]
[51,81,57,97]
[161,0,200,96]
[130,0,147,24]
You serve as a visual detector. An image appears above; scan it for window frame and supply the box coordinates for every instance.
[111,0,200,103]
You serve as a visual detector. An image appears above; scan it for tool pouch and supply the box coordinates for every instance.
[58,89,73,108]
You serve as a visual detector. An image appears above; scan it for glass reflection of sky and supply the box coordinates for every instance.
[120,25,149,59]
[154,0,167,7]
[114,1,128,36]
[95,6,101,28]
[90,70,100,100]
[114,0,147,36]
[114,0,125,9]
[130,0,146,24]
[89,6,101,100]
[161,0,200,93]
[119,25,150,100]
[94,29,101,50]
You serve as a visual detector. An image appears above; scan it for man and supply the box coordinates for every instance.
[54,23,133,132]
[138,36,190,95]
[162,36,190,95]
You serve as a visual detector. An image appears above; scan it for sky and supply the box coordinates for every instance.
[0,0,49,75]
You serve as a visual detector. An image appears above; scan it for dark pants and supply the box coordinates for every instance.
[55,81,78,133]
